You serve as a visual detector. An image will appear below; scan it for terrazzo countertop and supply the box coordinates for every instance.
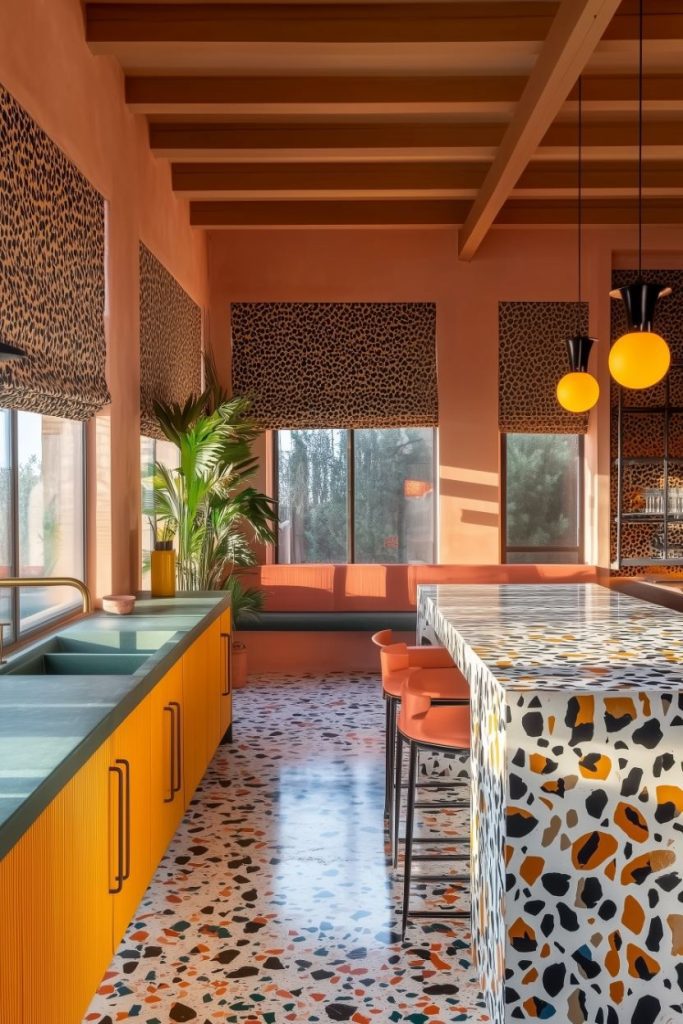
[419,582,683,690]
[0,592,230,860]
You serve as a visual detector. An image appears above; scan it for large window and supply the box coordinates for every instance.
[141,435,178,587]
[503,433,583,563]
[0,409,86,642]
[276,428,436,564]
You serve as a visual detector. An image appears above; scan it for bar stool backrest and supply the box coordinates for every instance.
[371,628,394,648]
[379,643,410,678]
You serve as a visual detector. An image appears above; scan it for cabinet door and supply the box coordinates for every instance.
[205,618,223,756]
[220,608,233,739]
[0,843,22,1023]
[150,662,185,863]
[111,695,152,947]
[10,740,112,1024]
[182,630,210,802]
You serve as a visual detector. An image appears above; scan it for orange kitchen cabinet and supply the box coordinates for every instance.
[0,841,22,1023]
[182,629,210,802]
[110,694,152,947]
[205,618,224,756]
[150,661,185,862]
[219,608,233,741]
[10,740,112,1024]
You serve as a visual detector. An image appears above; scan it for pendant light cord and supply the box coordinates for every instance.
[577,75,582,335]
[638,0,643,278]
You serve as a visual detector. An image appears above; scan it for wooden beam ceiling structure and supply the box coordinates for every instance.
[85,0,683,249]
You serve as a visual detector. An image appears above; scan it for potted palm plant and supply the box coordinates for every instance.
[145,359,276,685]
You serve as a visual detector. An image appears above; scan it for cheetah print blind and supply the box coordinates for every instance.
[139,244,203,439]
[0,86,109,420]
[499,301,589,434]
[230,302,438,429]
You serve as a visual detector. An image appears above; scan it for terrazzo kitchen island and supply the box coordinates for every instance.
[417,583,683,1024]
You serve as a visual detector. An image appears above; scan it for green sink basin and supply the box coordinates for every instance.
[53,630,177,655]
[3,651,149,676]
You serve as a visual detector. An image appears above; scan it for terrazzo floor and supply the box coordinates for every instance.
[83,673,487,1024]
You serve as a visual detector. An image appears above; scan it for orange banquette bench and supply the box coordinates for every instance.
[236,564,599,673]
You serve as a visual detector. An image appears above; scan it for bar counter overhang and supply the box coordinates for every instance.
[417,583,683,1024]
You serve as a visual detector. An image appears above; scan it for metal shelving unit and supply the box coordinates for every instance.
[613,363,683,569]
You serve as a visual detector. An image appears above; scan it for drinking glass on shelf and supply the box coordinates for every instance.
[645,488,663,514]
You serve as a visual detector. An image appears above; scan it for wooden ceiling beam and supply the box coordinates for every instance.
[171,159,683,199]
[190,199,471,226]
[85,3,683,47]
[538,118,683,158]
[126,74,526,115]
[458,0,623,260]
[150,121,506,160]
[87,3,559,47]
[127,72,683,116]
[150,118,683,161]
[172,161,488,197]
[514,161,683,197]
[499,197,683,223]
[568,73,683,112]
[190,195,683,228]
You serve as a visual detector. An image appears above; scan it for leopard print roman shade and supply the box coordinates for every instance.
[230,302,438,429]
[0,85,109,420]
[499,300,590,434]
[139,244,203,439]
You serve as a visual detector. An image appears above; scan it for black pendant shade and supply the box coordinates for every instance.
[566,335,596,373]
[0,337,28,363]
[609,279,672,333]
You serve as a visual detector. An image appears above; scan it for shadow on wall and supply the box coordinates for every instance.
[256,563,599,612]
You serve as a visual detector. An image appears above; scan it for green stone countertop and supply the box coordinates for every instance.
[0,592,230,861]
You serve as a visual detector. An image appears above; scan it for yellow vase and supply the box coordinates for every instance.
[151,549,176,598]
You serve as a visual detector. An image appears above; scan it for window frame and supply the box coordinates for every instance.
[501,432,585,564]
[272,427,438,565]
[1,408,88,646]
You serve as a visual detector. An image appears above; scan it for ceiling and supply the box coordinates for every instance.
[85,0,683,256]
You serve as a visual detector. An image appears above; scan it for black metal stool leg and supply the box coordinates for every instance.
[392,730,403,867]
[387,698,397,826]
[401,740,418,939]
[383,696,391,817]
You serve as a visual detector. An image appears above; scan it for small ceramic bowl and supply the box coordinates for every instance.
[102,594,136,615]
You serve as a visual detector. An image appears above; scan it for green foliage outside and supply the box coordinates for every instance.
[505,434,579,548]
[278,427,434,563]
[0,456,59,574]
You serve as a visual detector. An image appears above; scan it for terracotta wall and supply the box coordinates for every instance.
[1,0,208,595]
[207,224,683,570]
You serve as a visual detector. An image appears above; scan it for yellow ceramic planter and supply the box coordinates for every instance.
[150,548,176,598]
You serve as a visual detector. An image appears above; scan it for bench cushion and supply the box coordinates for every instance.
[236,611,417,632]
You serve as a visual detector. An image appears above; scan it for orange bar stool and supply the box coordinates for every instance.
[372,631,470,854]
[395,673,471,939]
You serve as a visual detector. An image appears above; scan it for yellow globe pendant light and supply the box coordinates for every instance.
[557,337,600,413]
[556,77,600,415]
[609,0,671,391]
[608,280,671,389]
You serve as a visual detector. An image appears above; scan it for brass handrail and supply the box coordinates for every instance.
[0,577,92,614]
